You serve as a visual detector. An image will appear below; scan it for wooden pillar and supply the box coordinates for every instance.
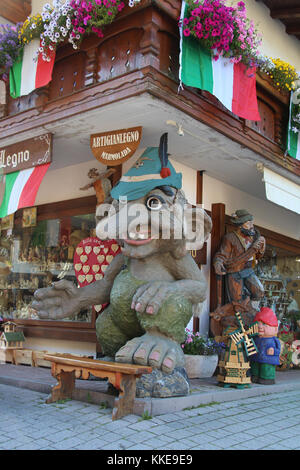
[193,171,203,333]
[209,203,226,314]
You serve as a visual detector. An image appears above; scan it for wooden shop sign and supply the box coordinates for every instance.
[0,133,52,175]
[90,127,142,166]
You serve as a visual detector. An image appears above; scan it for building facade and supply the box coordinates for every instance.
[0,0,299,357]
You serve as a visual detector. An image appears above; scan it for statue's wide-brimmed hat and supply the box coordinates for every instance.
[110,133,182,201]
[230,209,253,225]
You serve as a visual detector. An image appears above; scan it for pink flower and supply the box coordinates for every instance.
[183,28,191,37]
[83,15,91,25]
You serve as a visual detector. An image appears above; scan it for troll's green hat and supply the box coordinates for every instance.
[110,133,182,201]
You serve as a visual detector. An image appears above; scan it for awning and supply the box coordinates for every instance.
[263,167,300,215]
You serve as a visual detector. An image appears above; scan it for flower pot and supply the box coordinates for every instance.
[184,354,218,379]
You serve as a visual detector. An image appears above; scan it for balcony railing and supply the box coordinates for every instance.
[0,0,298,176]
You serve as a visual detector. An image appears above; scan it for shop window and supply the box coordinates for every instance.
[255,244,300,331]
[0,212,95,323]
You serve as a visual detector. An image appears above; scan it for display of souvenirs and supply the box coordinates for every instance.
[277,323,297,370]
[0,213,96,322]
[258,278,292,320]
[255,247,300,330]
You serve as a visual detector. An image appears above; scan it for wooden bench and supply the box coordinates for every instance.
[44,354,152,420]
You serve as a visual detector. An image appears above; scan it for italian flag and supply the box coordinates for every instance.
[0,163,50,218]
[287,93,300,160]
[179,2,260,121]
[9,39,55,98]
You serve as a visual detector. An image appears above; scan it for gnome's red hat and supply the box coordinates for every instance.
[254,307,278,327]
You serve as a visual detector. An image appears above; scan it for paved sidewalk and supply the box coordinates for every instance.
[1,382,300,450]
[1,363,300,417]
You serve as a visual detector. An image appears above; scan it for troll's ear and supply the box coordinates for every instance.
[183,205,212,251]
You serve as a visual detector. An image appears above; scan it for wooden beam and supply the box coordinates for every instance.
[193,170,204,333]
[286,24,300,35]
[270,7,300,20]
[0,1,31,24]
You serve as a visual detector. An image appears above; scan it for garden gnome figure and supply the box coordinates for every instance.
[213,209,265,304]
[250,307,281,385]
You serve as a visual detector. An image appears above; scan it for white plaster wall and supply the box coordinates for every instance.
[35,159,101,205]
[203,173,300,240]
[31,0,51,15]
[232,0,300,69]
[171,159,197,205]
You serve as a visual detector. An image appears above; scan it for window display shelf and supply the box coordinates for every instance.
[0,196,98,342]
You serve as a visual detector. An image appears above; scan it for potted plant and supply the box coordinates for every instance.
[182,329,225,379]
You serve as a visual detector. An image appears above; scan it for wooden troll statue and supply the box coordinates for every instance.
[33,134,212,397]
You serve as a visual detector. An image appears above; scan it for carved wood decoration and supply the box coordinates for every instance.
[49,53,86,100]
[1,0,299,178]
[0,133,52,175]
[0,0,31,24]
[97,29,144,83]
[258,0,300,41]
[250,100,276,141]
[90,127,142,166]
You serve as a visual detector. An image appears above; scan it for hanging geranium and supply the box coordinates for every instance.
[0,23,23,81]
[180,0,262,67]
[69,0,126,44]
[39,0,126,59]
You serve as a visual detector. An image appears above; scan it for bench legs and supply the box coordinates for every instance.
[112,374,136,420]
[46,366,139,420]
[46,370,75,404]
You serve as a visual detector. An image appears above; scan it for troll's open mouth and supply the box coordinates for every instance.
[123,229,153,246]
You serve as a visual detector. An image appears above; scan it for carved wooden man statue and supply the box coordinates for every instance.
[213,209,266,304]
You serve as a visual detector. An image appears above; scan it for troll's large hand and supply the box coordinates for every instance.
[32,280,82,320]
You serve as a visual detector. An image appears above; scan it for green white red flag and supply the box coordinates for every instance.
[9,39,55,98]
[287,91,300,160]
[0,164,50,218]
[179,1,260,121]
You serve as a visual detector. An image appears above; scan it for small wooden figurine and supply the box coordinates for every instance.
[80,167,116,206]
[0,322,25,350]
[217,312,259,389]
[250,307,281,384]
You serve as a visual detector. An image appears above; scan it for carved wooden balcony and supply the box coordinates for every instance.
[1,0,299,177]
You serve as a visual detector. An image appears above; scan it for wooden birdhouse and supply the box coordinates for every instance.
[0,322,25,350]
